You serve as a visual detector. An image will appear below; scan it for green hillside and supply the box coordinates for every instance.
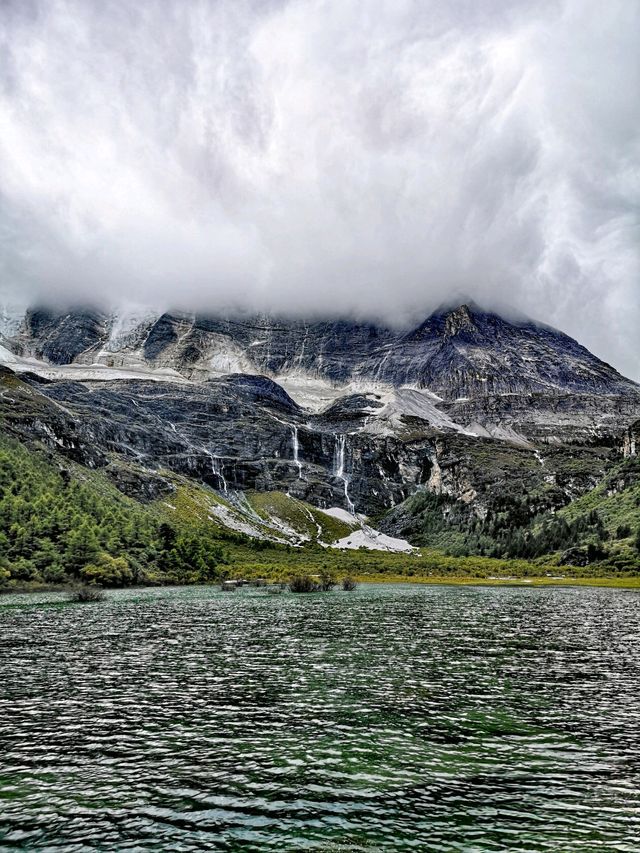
[2,427,639,592]
[0,433,228,587]
[379,456,640,573]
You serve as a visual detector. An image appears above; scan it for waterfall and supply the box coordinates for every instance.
[333,434,355,514]
[272,415,305,479]
[209,452,228,492]
[292,426,303,479]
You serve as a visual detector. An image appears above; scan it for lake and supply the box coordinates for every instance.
[1,583,639,851]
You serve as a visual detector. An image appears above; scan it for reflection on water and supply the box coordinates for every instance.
[1,583,639,851]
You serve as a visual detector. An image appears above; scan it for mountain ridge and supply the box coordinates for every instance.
[1,302,637,399]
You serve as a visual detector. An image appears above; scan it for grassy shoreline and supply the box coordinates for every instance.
[351,574,640,589]
[3,574,640,597]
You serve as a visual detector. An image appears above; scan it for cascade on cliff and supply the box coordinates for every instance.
[333,434,356,514]
[292,426,303,479]
[209,453,228,492]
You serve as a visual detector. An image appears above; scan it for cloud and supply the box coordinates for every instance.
[0,0,638,377]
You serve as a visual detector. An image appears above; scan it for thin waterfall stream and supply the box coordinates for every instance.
[208,452,228,492]
[333,433,355,514]
[292,426,303,479]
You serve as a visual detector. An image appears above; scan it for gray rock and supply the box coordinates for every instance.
[2,302,639,528]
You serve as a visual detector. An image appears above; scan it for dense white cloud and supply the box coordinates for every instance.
[0,0,638,376]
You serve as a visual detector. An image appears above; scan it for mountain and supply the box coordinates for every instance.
[3,302,636,399]
[1,302,639,568]
[2,302,638,445]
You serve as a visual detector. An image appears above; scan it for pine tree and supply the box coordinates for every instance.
[65,521,100,574]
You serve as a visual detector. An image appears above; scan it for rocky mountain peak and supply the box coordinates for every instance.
[443,304,476,338]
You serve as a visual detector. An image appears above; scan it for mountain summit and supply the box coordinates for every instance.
[1,303,636,402]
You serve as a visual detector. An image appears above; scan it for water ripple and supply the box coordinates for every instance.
[1,584,639,851]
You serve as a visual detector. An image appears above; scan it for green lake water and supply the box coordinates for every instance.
[0,583,639,851]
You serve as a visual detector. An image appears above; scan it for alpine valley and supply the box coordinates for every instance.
[1,301,640,587]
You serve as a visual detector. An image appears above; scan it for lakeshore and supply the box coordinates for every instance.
[3,572,640,600]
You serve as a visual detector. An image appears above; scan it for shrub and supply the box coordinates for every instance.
[289,574,318,593]
[616,524,632,539]
[342,576,357,591]
[317,568,336,591]
[67,584,107,602]
[42,564,68,584]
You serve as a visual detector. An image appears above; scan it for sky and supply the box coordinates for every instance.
[0,0,638,378]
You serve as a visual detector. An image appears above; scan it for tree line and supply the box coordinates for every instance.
[0,437,228,587]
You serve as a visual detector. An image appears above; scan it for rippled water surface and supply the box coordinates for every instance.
[1,584,640,852]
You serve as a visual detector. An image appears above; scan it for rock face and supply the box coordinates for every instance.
[19,309,110,364]
[1,302,639,526]
[380,303,636,398]
[4,301,637,399]
[0,367,413,514]
[623,421,639,457]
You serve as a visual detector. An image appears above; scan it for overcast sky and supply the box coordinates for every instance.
[0,0,638,377]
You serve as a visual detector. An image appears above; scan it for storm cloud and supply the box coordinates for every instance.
[0,0,638,376]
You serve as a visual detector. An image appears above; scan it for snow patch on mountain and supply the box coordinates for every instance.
[0,345,188,383]
[465,421,532,447]
[106,307,160,352]
[208,337,258,376]
[361,386,473,437]
[333,528,416,553]
[276,376,349,412]
[0,304,25,339]
[0,344,18,365]
[323,507,360,526]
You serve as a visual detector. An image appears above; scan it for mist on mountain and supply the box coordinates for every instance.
[0,0,638,378]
